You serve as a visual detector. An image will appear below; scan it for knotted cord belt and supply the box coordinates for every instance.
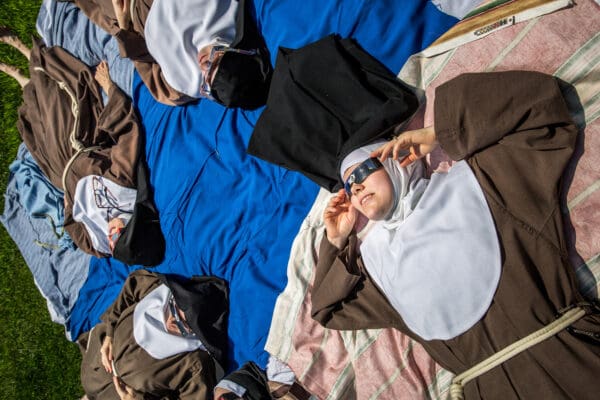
[34,67,101,200]
[449,306,586,400]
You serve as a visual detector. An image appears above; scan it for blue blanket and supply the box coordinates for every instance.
[1,145,90,336]
[67,0,458,372]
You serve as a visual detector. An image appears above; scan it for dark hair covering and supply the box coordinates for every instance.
[220,362,271,400]
[112,150,165,266]
[248,35,419,191]
[160,274,230,380]
[211,0,273,109]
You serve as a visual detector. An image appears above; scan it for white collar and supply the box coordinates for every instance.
[361,161,501,340]
[133,284,206,359]
[72,175,136,254]
[144,0,238,97]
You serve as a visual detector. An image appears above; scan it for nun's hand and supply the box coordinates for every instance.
[112,0,131,30]
[100,335,114,374]
[113,376,143,400]
[372,126,438,167]
[94,61,114,95]
[324,189,356,250]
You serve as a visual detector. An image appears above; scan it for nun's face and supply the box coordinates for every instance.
[344,164,395,221]
[198,44,225,93]
[165,301,193,337]
[107,217,125,253]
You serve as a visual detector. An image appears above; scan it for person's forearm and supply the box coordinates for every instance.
[314,233,360,288]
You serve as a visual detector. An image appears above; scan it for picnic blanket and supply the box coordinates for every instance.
[56,0,461,373]
[264,0,600,398]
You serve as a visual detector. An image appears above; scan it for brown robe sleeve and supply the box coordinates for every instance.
[72,0,121,36]
[132,60,196,105]
[73,0,194,106]
[435,71,575,160]
[311,233,405,330]
[167,356,215,400]
[72,0,152,60]
[113,29,153,61]
[434,71,578,252]
[143,350,215,400]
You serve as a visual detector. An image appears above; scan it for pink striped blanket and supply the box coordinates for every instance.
[266,1,600,398]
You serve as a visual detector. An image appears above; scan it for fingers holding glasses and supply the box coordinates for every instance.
[370,126,438,166]
[324,189,356,249]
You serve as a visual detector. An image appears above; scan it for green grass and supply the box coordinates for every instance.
[0,1,84,398]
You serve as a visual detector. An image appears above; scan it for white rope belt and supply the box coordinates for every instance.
[61,145,102,197]
[130,0,137,24]
[449,306,586,400]
[34,66,100,199]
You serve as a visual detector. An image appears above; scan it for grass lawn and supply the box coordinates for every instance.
[0,0,84,398]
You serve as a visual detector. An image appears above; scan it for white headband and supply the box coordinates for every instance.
[339,141,386,179]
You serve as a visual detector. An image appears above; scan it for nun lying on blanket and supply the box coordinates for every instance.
[250,36,600,399]
[73,0,272,107]
[314,72,600,399]
[1,1,164,266]
[79,269,307,400]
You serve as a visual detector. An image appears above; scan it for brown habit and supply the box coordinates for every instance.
[80,270,217,399]
[73,0,194,105]
[18,40,141,257]
[311,71,600,399]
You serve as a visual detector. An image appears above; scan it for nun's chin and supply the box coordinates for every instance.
[378,195,398,221]
[382,207,395,221]
[363,201,395,221]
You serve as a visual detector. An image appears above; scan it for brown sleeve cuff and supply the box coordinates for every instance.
[433,78,468,161]
[115,30,154,62]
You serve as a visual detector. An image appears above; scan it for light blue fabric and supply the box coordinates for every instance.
[69,0,458,373]
[36,0,134,97]
[1,157,90,340]
[9,143,74,249]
